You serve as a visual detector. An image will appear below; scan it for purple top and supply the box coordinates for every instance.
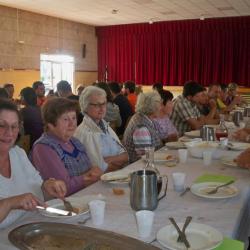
[31,133,91,196]
[153,116,178,140]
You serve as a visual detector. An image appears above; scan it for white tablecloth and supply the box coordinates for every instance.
[1,147,250,250]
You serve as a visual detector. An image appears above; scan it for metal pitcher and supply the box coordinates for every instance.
[244,107,250,117]
[200,126,215,141]
[233,111,243,126]
[130,170,168,211]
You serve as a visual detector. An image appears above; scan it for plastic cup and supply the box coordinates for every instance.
[203,151,213,166]
[178,149,188,163]
[88,200,106,226]
[219,137,228,148]
[172,172,186,192]
[135,210,154,238]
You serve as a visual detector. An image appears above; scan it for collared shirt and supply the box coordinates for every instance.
[74,114,126,171]
[170,95,201,136]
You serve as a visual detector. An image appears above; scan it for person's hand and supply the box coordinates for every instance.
[232,129,249,142]
[10,193,44,211]
[43,179,67,199]
[88,166,103,178]
[83,167,103,186]
[235,148,250,169]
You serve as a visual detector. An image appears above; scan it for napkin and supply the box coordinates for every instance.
[194,173,236,184]
[214,237,244,250]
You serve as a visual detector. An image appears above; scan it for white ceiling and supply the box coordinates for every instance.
[0,0,249,26]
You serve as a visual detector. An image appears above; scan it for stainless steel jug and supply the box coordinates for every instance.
[244,107,250,117]
[200,126,215,141]
[130,170,168,211]
[233,111,243,126]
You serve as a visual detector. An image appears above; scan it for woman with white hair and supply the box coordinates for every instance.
[74,86,128,172]
[123,91,163,163]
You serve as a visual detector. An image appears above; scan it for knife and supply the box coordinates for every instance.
[36,206,77,216]
[169,217,190,249]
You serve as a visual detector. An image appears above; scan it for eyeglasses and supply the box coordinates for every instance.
[0,122,19,133]
[89,102,107,108]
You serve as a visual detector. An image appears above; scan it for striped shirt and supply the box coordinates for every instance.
[170,95,201,136]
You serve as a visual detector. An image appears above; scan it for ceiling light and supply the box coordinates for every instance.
[200,15,205,21]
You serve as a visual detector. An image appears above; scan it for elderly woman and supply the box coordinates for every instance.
[95,82,121,129]
[123,91,163,163]
[30,98,103,196]
[0,99,66,228]
[74,86,128,172]
[153,90,178,142]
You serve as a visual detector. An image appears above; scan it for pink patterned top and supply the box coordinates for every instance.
[153,116,178,140]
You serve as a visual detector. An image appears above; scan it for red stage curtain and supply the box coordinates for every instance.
[96,17,250,86]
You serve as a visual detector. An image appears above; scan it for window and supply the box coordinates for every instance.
[40,54,74,92]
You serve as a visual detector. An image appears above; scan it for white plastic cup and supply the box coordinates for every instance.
[203,151,213,166]
[135,210,154,238]
[88,200,106,226]
[178,149,188,163]
[172,172,186,192]
[219,137,228,148]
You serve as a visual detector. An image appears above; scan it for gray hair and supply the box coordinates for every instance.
[135,91,161,115]
[79,86,106,112]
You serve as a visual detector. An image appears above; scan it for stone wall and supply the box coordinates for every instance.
[0,5,97,71]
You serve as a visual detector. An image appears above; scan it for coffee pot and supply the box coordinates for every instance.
[130,170,168,211]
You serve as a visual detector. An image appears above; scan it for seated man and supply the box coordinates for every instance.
[225,83,247,106]
[170,81,218,136]
[124,81,137,113]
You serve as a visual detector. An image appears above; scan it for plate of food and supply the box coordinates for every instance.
[101,169,131,184]
[227,142,250,151]
[142,152,176,163]
[157,222,223,250]
[184,130,201,138]
[220,156,242,168]
[190,182,238,199]
[165,141,186,149]
[38,195,105,218]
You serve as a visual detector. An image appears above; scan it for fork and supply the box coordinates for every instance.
[63,199,74,214]
[177,216,192,242]
[206,180,234,195]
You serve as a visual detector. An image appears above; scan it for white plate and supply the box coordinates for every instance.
[101,169,131,184]
[184,130,201,138]
[227,142,250,151]
[165,141,186,149]
[157,222,223,250]
[221,156,238,168]
[141,152,176,163]
[179,137,202,143]
[190,182,238,199]
[39,195,105,218]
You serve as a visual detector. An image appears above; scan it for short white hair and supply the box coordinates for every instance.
[79,86,106,113]
[135,91,161,115]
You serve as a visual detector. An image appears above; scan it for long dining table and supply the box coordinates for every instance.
[1,146,250,250]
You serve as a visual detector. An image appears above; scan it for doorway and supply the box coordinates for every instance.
[40,54,74,93]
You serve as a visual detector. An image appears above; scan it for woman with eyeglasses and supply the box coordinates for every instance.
[30,98,103,196]
[74,86,128,172]
[0,99,67,228]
